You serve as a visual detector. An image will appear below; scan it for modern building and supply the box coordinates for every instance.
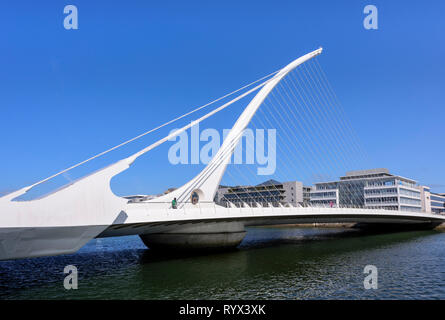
[430,192,445,214]
[123,195,155,203]
[303,186,312,206]
[310,168,424,212]
[216,179,308,207]
[420,186,432,213]
[124,187,177,203]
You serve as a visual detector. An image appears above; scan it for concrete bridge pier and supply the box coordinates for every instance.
[139,221,246,251]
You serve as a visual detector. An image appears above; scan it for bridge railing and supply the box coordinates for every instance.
[127,200,439,222]
[127,200,387,221]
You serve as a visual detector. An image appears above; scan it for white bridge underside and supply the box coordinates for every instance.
[2,48,444,261]
[101,206,444,238]
[1,206,443,260]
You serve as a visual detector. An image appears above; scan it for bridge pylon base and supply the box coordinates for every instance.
[139,221,246,251]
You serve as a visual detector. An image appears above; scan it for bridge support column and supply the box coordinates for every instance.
[139,221,246,251]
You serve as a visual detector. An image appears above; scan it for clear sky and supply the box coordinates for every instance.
[1,0,444,197]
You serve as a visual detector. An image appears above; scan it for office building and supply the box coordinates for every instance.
[216,179,308,207]
[310,168,423,212]
[430,192,445,214]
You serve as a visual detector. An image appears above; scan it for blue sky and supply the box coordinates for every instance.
[1,0,444,197]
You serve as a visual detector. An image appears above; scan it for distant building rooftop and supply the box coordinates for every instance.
[257,179,282,186]
[340,168,417,184]
[123,195,149,199]
[431,192,445,197]
[123,194,156,203]
[345,168,389,177]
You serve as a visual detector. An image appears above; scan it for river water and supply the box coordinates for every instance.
[1,226,445,299]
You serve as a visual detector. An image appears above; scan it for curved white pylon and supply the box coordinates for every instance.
[152,48,323,206]
[0,48,322,259]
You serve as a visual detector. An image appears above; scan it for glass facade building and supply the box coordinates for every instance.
[215,169,444,214]
[216,180,308,207]
[310,168,423,212]
[430,193,445,214]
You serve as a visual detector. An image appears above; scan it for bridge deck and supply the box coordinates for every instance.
[99,204,445,237]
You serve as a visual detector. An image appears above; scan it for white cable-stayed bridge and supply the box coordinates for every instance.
[1,47,443,261]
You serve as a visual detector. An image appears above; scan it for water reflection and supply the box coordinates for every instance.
[1,227,444,299]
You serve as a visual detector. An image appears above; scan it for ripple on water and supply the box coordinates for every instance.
[1,229,445,299]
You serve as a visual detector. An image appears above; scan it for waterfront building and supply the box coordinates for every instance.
[303,186,312,206]
[216,179,308,207]
[124,188,177,203]
[123,195,155,203]
[430,192,445,214]
[420,186,432,213]
[310,168,423,212]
